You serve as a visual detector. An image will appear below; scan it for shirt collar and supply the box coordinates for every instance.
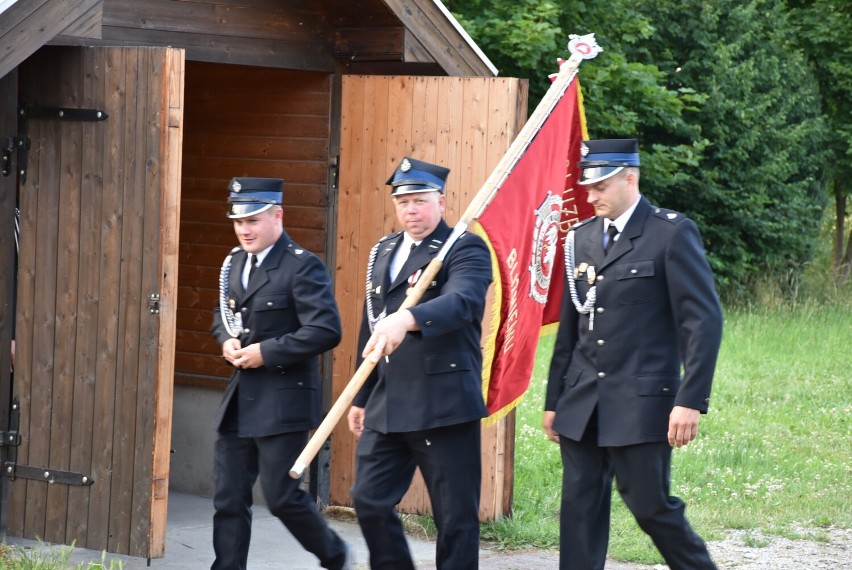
[252,244,274,266]
[606,194,642,233]
[402,233,422,249]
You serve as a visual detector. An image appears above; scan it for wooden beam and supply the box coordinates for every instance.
[0,0,102,79]
[333,26,404,61]
[403,28,434,64]
[381,0,496,77]
[53,1,103,41]
[75,27,338,71]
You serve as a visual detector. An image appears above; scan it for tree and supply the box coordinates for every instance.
[451,0,830,294]
[627,0,829,291]
[785,0,852,282]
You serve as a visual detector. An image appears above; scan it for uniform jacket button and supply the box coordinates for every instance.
[243,328,250,334]
[596,307,605,314]
[596,275,605,281]
[597,372,606,379]
[267,301,274,306]
[597,339,605,346]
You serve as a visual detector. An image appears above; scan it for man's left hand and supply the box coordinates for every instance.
[232,343,264,369]
[668,405,701,448]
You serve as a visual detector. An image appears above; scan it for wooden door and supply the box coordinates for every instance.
[5,45,183,558]
[330,75,527,520]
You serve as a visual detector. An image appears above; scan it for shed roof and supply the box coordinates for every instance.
[0,0,497,80]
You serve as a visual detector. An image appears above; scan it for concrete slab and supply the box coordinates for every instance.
[3,492,650,569]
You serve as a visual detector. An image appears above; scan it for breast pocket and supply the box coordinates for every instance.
[252,293,290,334]
[612,260,656,305]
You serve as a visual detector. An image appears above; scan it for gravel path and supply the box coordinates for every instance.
[416,527,852,569]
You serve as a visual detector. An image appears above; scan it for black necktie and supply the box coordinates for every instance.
[248,254,258,283]
[604,224,619,255]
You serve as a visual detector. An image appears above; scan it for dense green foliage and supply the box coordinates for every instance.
[449,0,848,295]
[786,0,852,275]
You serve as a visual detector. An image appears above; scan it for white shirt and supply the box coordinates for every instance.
[604,194,642,244]
[389,233,421,282]
[242,245,272,289]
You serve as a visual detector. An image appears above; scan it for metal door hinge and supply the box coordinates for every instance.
[148,293,161,314]
[12,104,109,183]
[2,396,94,486]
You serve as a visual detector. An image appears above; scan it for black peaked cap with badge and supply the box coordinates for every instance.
[578,139,641,186]
[387,157,450,196]
[227,177,284,219]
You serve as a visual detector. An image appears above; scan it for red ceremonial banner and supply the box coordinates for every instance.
[472,79,595,418]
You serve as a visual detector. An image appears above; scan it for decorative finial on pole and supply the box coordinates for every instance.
[549,33,603,82]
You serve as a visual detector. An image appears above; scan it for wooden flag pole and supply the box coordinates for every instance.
[289,34,601,479]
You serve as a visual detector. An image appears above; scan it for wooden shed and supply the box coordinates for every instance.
[0,0,528,559]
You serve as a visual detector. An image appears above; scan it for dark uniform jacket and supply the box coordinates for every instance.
[545,196,723,446]
[353,220,492,433]
[211,230,342,438]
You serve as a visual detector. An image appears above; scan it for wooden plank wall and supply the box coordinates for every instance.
[98,0,339,71]
[10,46,181,558]
[330,75,528,520]
[176,62,332,388]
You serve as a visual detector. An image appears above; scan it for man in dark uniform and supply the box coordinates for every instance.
[543,140,723,570]
[346,157,492,570]
[210,177,352,570]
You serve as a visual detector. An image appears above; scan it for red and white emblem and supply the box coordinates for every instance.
[567,33,603,60]
[529,192,563,304]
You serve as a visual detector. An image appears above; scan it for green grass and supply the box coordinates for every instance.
[0,542,123,570]
[480,302,852,564]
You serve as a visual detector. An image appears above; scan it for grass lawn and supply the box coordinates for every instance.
[480,303,851,564]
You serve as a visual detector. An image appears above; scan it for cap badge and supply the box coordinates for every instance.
[400,158,412,172]
[232,181,242,192]
[580,143,589,157]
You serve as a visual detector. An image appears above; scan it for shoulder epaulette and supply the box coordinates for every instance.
[229,246,242,255]
[285,242,308,257]
[651,207,686,224]
[378,231,402,243]
[571,215,598,231]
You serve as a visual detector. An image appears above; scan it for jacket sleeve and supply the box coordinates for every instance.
[666,219,723,412]
[259,254,343,368]
[352,301,379,408]
[545,276,579,411]
[407,233,492,336]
